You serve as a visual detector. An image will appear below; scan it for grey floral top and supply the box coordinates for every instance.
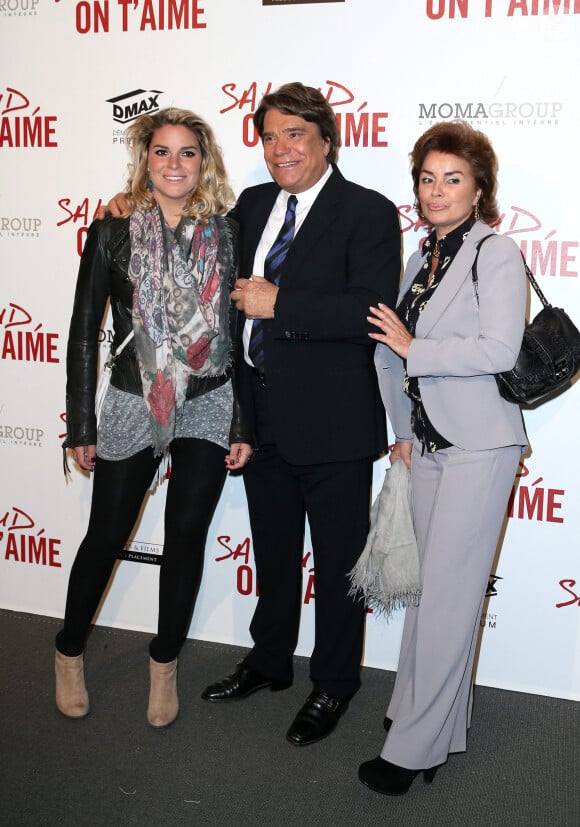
[397,219,473,453]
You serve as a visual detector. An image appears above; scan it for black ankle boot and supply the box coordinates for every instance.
[358,756,438,796]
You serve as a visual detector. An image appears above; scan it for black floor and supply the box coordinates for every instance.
[1,609,578,826]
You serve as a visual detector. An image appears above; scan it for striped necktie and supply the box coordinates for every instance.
[248,194,298,371]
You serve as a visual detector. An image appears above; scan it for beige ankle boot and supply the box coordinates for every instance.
[147,657,178,728]
[55,650,89,718]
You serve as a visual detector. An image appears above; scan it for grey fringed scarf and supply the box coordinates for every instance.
[349,460,421,617]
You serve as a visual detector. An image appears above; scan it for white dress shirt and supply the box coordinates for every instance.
[243,165,333,365]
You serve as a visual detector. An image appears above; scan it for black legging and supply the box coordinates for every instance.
[56,438,227,662]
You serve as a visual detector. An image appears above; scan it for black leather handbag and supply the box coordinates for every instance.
[472,236,580,406]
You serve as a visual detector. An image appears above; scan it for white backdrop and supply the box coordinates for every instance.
[1,0,579,701]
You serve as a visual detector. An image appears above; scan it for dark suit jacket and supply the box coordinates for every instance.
[233,165,401,465]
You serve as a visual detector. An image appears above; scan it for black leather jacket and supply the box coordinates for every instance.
[65,214,251,449]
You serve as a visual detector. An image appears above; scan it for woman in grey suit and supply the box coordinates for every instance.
[359,121,528,795]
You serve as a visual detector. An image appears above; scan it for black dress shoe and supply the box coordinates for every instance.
[286,691,348,746]
[359,756,438,796]
[383,716,393,732]
[201,663,290,702]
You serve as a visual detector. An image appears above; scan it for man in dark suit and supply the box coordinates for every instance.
[201,83,401,746]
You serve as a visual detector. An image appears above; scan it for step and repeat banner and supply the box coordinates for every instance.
[1,1,579,701]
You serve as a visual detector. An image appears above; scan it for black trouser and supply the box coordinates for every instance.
[56,438,226,663]
[242,372,370,700]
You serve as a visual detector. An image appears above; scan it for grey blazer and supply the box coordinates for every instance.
[375,221,528,451]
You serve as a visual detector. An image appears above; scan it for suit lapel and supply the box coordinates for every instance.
[277,167,344,282]
[242,185,279,276]
[415,222,493,337]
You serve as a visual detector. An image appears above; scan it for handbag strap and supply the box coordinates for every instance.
[471,234,551,309]
[104,329,134,370]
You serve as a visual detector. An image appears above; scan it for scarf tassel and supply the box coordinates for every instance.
[348,460,421,619]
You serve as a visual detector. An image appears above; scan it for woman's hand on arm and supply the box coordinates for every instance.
[225,443,253,471]
[73,445,96,472]
[390,441,412,469]
[368,303,413,359]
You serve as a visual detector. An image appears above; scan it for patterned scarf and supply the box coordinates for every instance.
[129,206,232,455]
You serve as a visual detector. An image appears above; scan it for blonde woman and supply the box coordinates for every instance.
[56,108,252,727]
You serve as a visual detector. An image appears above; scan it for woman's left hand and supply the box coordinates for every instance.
[73,445,96,472]
[368,303,413,359]
[225,442,253,470]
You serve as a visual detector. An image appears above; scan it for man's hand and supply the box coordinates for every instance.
[231,276,278,319]
[95,192,128,220]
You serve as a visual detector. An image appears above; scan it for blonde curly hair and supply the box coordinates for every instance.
[123,107,235,220]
